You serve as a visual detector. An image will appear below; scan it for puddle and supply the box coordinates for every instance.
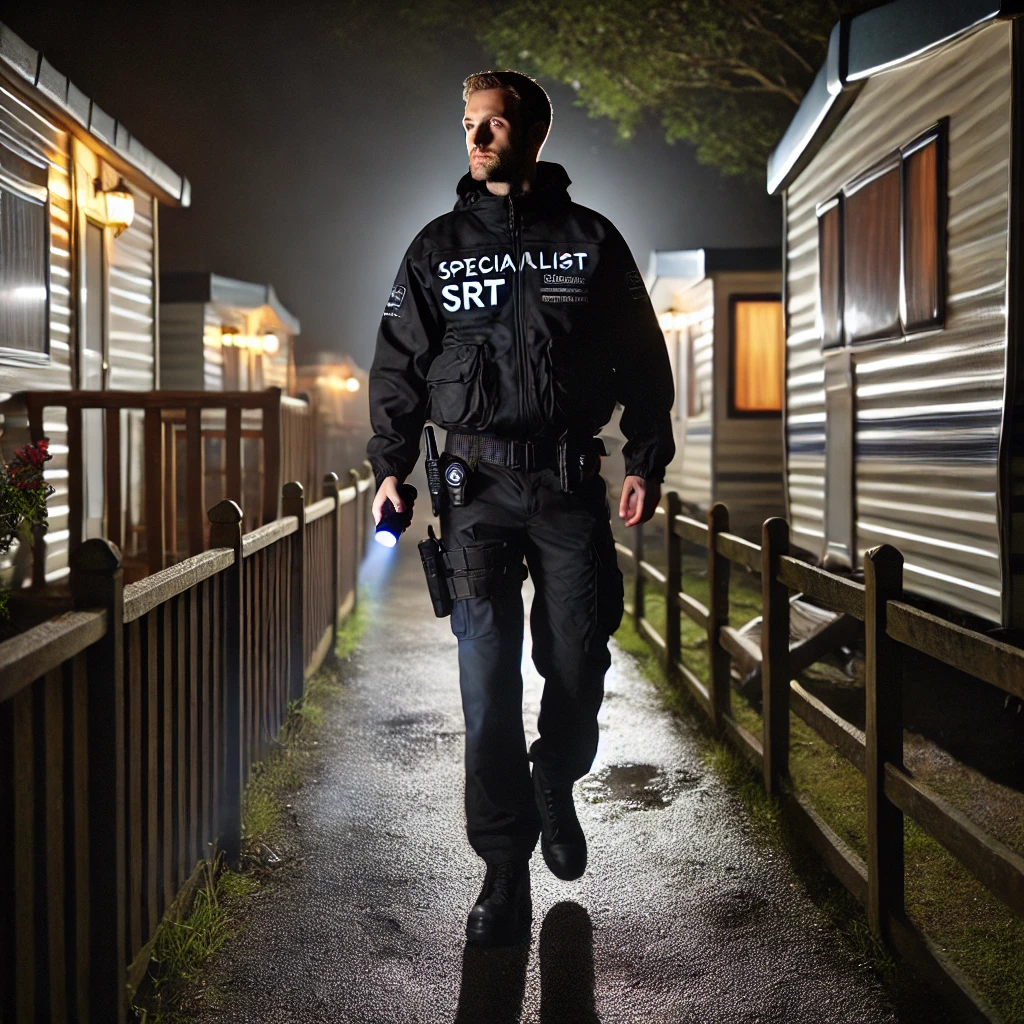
[579,762,701,810]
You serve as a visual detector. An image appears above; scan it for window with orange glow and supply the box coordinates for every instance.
[730,297,784,415]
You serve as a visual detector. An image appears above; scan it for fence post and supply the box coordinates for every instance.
[324,472,342,642]
[349,468,362,614]
[283,481,306,701]
[664,491,681,677]
[70,539,126,1024]
[208,499,244,868]
[761,517,791,796]
[706,503,731,734]
[864,544,904,939]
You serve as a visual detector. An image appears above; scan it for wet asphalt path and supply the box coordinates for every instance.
[193,521,909,1024]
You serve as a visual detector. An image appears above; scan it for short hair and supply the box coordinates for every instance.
[463,70,552,135]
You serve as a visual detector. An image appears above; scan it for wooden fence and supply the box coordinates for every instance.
[16,387,316,581]
[0,466,372,1024]
[624,494,1024,1024]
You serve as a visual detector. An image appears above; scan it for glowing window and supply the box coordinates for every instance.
[730,297,784,415]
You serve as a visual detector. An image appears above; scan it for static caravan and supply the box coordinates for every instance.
[645,248,785,540]
[767,0,1024,628]
[159,272,299,395]
[0,21,189,582]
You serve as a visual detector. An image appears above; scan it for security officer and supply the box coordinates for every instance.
[368,70,674,946]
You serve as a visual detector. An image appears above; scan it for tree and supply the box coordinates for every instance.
[396,0,880,179]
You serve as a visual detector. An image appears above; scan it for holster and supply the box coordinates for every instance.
[418,527,452,617]
[418,531,527,618]
[558,430,607,493]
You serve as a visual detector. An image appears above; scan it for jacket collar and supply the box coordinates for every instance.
[454,160,572,210]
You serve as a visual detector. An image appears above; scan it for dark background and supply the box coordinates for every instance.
[5,0,781,368]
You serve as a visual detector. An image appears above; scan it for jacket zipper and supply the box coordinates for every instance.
[508,194,534,435]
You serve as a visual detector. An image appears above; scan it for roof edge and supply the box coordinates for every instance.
[0,21,190,206]
[767,0,1013,195]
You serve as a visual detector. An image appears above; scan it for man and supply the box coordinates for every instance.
[367,70,674,946]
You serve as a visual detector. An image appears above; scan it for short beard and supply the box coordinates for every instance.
[470,143,526,184]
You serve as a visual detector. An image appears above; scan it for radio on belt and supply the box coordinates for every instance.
[444,456,469,507]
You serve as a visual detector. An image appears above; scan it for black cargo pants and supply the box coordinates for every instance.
[439,458,625,865]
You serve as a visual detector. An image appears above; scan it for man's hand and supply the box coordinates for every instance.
[372,475,406,526]
[619,475,661,528]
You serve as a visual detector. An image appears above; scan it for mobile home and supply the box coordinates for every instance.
[0,21,190,581]
[768,0,1024,627]
[646,248,785,540]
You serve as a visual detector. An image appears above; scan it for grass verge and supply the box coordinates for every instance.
[616,579,1024,1023]
[132,593,371,1023]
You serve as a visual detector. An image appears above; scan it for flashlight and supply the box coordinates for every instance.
[375,483,417,547]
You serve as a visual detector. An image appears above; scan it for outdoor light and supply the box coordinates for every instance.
[658,311,676,332]
[220,328,239,346]
[262,333,280,355]
[345,377,360,392]
[375,484,417,547]
[99,177,135,238]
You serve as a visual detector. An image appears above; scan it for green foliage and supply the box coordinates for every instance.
[399,0,880,178]
[0,440,55,620]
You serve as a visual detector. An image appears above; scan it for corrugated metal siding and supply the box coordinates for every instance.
[157,302,206,390]
[108,182,156,391]
[784,21,1011,622]
[0,87,73,582]
[664,280,713,513]
[712,271,786,540]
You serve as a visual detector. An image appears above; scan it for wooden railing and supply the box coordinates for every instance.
[0,465,373,1024]
[15,387,315,582]
[623,494,1024,1024]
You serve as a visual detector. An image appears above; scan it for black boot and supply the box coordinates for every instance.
[533,763,587,881]
[465,858,532,947]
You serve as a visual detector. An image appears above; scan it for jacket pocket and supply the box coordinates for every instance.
[426,343,494,428]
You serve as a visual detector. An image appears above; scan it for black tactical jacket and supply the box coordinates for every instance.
[367,161,675,490]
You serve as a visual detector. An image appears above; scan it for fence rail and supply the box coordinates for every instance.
[0,465,373,1024]
[624,495,1024,1024]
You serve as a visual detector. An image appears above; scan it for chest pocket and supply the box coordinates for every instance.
[426,342,495,428]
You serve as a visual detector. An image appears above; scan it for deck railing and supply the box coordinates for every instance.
[15,387,315,582]
[0,464,373,1024]
[623,494,1024,1024]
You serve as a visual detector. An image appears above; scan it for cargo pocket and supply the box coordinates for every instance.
[584,509,624,650]
[450,596,497,641]
[426,343,494,428]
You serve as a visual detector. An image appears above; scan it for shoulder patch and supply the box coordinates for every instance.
[625,270,645,300]
[384,283,406,319]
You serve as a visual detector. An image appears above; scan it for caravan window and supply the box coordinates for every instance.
[730,295,784,416]
[817,199,843,348]
[902,126,946,332]
[843,159,901,344]
[816,121,947,350]
[0,152,49,356]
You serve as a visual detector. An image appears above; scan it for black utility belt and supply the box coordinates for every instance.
[445,430,607,493]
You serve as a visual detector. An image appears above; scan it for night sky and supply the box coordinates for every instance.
[6,0,782,369]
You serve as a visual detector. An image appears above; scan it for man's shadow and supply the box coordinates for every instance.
[454,901,598,1023]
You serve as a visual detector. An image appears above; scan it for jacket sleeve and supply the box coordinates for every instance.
[366,241,443,492]
[597,224,676,484]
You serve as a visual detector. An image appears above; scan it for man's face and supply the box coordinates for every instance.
[464,88,524,184]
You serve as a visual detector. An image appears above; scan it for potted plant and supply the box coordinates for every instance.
[0,439,54,622]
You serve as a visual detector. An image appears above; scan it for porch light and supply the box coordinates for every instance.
[261,334,280,355]
[220,328,239,346]
[345,377,360,392]
[100,178,135,238]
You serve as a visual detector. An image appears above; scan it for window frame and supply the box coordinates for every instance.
[900,119,948,336]
[727,292,785,420]
[816,195,844,350]
[814,119,948,353]
[0,164,52,364]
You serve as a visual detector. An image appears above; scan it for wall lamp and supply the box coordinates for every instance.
[95,177,135,238]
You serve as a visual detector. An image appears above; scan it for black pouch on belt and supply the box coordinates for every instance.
[418,525,453,617]
[558,430,607,493]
